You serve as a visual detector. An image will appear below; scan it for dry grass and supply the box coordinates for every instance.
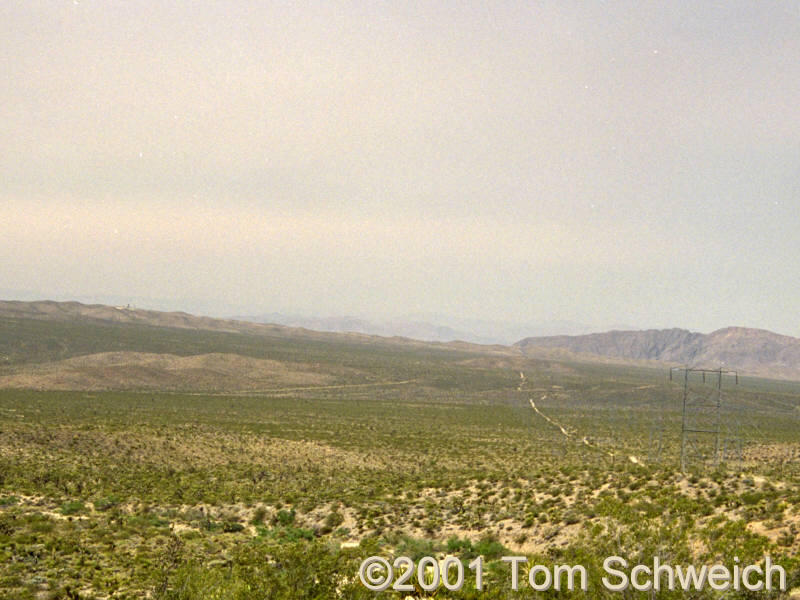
[0,351,342,391]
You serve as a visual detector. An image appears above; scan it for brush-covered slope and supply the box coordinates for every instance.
[0,352,338,391]
[0,300,515,391]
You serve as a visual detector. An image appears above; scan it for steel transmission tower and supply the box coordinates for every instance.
[670,366,739,472]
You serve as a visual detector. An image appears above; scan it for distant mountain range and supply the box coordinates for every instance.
[233,313,479,343]
[515,327,800,380]
[0,299,499,352]
[233,313,598,345]
[3,299,800,381]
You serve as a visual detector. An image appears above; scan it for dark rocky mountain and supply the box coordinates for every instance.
[515,327,800,380]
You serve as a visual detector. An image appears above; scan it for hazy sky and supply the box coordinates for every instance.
[2,1,799,335]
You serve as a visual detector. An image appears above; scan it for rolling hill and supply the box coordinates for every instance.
[0,299,512,391]
[3,299,800,384]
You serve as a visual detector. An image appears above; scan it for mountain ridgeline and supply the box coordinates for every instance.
[2,299,800,382]
[515,327,800,380]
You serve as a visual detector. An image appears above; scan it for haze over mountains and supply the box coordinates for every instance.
[233,313,598,345]
[3,299,800,382]
[234,313,474,344]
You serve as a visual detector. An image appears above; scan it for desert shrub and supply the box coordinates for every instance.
[93,496,119,511]
[740,491,763,505]
[250,507,267,525]
[473,534,506,560]
[446,535,474,555]
[395,535,437,561]
[0,512,16,536]
[273,509,295,526]
[59,501,87,516]
[322,511,344,534]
